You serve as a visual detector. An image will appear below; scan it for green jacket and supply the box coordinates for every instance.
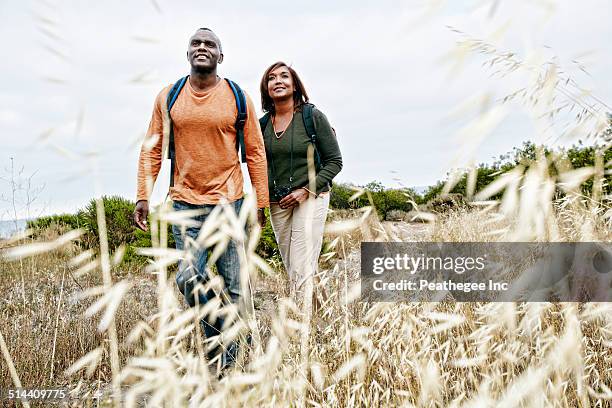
[262,106,343,202]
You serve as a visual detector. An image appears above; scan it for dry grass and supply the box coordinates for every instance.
[1,144,610,408]
[1,1,610,406]
[0,228,157,400]
[1,198,611,407]
[429,199,612,243]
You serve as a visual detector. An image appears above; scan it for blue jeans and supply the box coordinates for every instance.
[172,198,244,366]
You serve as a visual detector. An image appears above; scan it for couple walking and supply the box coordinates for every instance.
[133,28,342,368]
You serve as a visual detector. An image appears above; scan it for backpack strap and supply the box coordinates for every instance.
[259,113,272,158]
[225,78,248,163]
[166,76,188,187]
[165,76,248,188]
[301,103,322,171]
[167,76,188,112]
[259,113,271,137]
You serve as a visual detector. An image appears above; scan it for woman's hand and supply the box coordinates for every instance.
[278,188,310,209]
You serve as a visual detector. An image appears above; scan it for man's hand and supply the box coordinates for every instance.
[278,188,310,209]
[257,208,267,228]
[134,200,149,231]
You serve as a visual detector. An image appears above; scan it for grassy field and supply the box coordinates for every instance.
[2,2,611,405]
[1,199,611,407]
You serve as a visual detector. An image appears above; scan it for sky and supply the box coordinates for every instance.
[1,0,611,219]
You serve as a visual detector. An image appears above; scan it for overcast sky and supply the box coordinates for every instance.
[1,0,610,219]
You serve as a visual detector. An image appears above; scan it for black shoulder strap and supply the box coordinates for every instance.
[225,78,248,163]
[301,103,321,170]
[301,103,316,144]
[259,112,272,163]
[259,113,271,136]
[166,76,188,187]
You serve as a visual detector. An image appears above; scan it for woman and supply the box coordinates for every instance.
[259,61,343,305]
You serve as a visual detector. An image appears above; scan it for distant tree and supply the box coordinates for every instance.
[422,140,611,204]
[329,181,417,220]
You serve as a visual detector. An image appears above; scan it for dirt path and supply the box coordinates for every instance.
[382,221,432,241]
[252,221,433,319]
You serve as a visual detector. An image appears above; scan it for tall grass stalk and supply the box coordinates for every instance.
[0,329,30,408]
[95,197,121,405]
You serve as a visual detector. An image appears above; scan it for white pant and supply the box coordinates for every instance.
[270,193,330,299]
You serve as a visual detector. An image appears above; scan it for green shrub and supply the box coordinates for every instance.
[330,181,417,220]
[421,141,611,206]
[122,227,176,265]
[421,181,444,205]
[427,193,467,213]
[353,182,416,220]
[26,196,177,266]
[78,196,137,250]
[371,187,415,220]
[27,213,84,232]
[564,142,612,196]
[256,208,279,260]
[330,183,357,210]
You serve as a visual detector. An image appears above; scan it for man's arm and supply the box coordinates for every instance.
[134,89,167,230]
[242,94,270,210]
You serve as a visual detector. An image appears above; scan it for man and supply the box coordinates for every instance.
[133,27,268,367]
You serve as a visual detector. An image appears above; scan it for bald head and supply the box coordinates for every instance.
[193,28,222,53]
[187,28,224,74]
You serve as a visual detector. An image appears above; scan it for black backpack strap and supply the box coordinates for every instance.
[259,113,271,136]
[301,103,316,143]
[259,112,273,163]
[166,76,188,187]
[259,113,271,157]
[225,78,248,163]
[301,103,322,170]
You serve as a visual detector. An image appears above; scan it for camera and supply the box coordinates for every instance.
[273,185,293,201]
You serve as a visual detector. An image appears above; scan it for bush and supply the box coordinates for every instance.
[371,187,415,220]
[564,141,612,196]
[26,195,278,267]
[81,197,176,265]
[78,196,138,250]
[27,196,176,266]
[330,181,417,221]
[330,183,357,210]
[256,208,279,260]
[421,141,612,206]
[421,181,444,205]
[427,193,467,214]
[117,226,175,265]
[27,213,84,232]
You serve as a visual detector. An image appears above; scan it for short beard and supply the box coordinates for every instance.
[192,63,216,75]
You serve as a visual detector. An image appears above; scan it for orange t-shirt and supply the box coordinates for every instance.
[136,78,269,208]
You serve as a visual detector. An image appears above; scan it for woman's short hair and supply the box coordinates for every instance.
[260,62,309,114]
